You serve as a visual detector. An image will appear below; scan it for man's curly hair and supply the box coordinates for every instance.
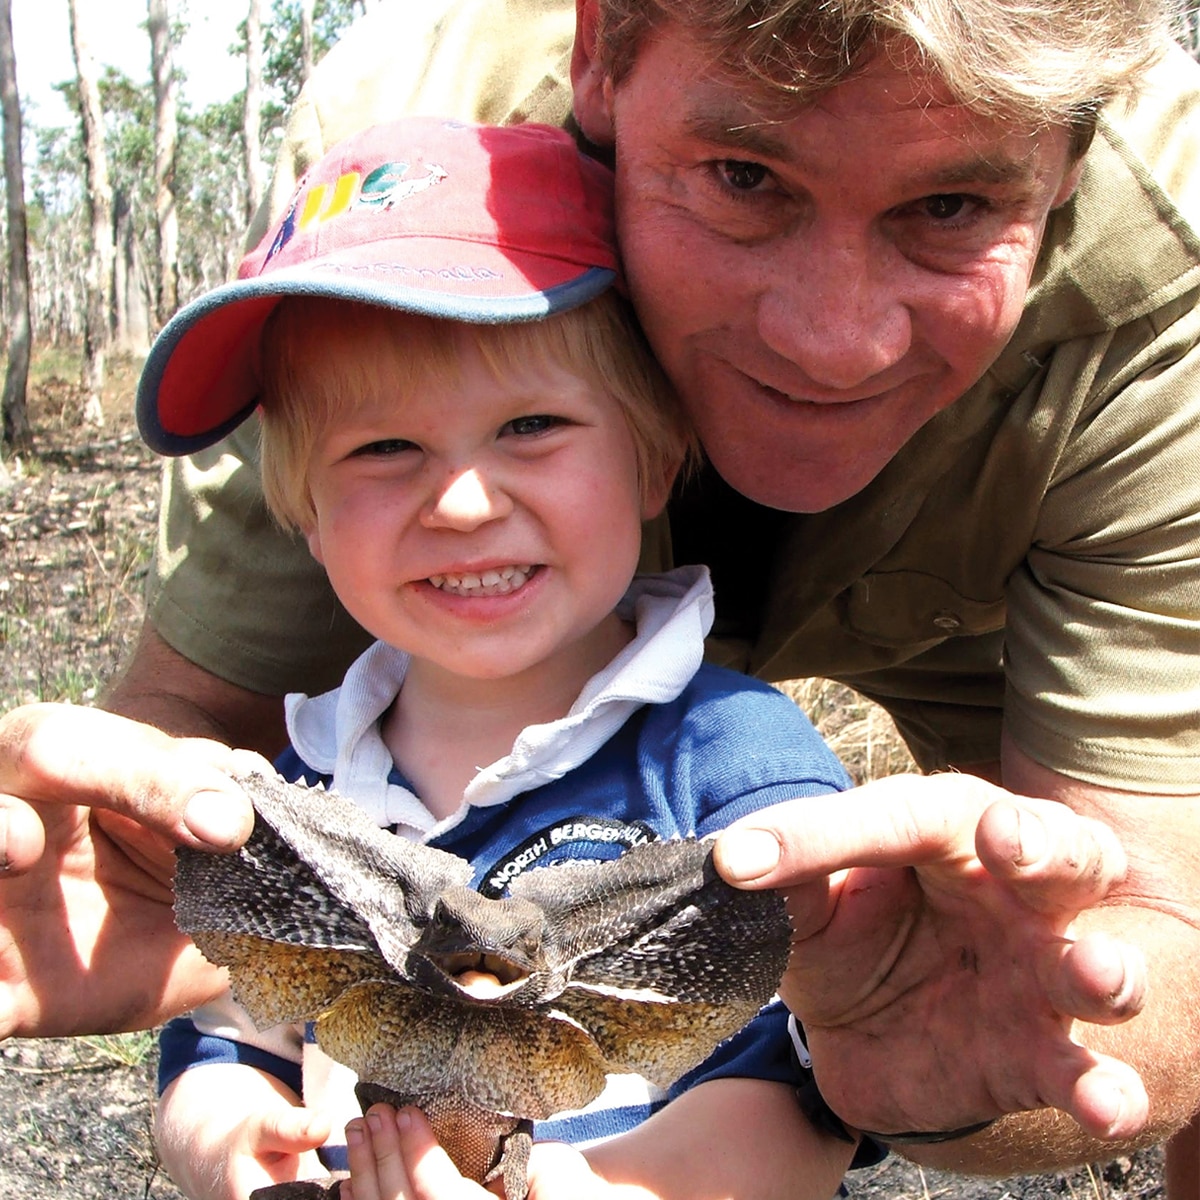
[592,0,1173,149]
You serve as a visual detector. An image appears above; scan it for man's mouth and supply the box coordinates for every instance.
[427,565,536,597]
[758,381,876,408]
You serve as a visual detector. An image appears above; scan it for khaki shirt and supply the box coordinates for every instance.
[148,1,1200,792]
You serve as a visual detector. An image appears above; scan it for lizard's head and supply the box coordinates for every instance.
[414,886,545,1000]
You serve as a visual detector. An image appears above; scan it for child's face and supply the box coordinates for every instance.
[303,328,655,688]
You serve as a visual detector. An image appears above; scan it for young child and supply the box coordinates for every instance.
[137,117,859,1200]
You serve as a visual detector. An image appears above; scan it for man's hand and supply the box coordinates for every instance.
[713,773,1150,1147]
[0,702,263,1037]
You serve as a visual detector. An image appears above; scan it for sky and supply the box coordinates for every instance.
[10,0,248,128]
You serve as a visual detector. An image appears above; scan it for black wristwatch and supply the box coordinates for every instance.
[856,1119,997,1145]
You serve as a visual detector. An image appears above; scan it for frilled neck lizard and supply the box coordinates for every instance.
[173,773,792,1200]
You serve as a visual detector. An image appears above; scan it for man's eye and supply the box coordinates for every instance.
[350,438,416,457]
[502,414,560,437]
[923,194,969,220]
[719,160,769,191]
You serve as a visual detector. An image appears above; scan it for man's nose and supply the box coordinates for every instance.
[756,232,913,391]
[420,467,513,530]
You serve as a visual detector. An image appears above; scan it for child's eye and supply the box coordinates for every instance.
[349,438,418,458]
[501,414,564,437]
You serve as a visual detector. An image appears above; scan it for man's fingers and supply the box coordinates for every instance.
[0,795,47,874]
[1068,1058,1150,1141]
[1038,932,1147,1026]
[995,939,1147,1137]
[1036,1047,1150,1141]
[714,773,996,887]
[976,798,1128,912]
[0,703,259,853]
[715,776,1129,911]
[1016,936,1148,1137]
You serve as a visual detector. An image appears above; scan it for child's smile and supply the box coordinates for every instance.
[427,563,538,598]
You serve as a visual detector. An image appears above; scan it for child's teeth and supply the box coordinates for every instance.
[429,566,533,596]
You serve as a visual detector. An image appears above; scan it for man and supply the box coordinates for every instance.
[0,0,1196,1181]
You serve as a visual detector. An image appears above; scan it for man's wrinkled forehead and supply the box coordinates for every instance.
[599,9,1106,157]
[607,17,900,121]
[655,57,1062,183]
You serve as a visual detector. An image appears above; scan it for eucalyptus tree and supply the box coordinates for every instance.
[67,0,114,421]
[0,0,30,449]
[149,0,180,323]
[244,0,265,221]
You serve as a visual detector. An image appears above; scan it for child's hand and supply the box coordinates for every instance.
[342,1105,612,1200]
[156,1064,334,1200]
[228,1104,333,1197]
[342,1105,418,1200]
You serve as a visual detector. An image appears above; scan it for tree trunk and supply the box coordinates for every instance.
[244,0,265,223]
[0,0,31,450]
[112,185,151,354]
[299,0,315,84]
[68,0,114,424]
[148,0,179,323]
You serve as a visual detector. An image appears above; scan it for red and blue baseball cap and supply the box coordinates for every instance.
[137,117,620,455]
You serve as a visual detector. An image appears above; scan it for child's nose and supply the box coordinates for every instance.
[421,467,513,530]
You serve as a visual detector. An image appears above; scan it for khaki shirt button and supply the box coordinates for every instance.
[932,612,963,631]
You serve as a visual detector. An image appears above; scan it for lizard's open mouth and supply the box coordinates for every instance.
[434,951,531,997]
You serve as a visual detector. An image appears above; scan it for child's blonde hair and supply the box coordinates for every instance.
[257,295,694,532]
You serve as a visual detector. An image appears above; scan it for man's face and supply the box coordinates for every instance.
[577,22,1083,511]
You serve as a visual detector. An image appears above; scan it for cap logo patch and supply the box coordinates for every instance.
[264,159,449,267]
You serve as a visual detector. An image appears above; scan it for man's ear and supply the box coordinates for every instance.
[571,0,616,147]
[1053,152,1087,208]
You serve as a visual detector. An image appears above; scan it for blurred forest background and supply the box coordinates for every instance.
[0,0,376,448]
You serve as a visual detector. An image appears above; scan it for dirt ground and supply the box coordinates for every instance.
[0,362,1167,1199]
[0,1036,1167,1200]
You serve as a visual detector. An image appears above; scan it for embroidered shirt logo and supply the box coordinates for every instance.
[478,817,656,898]
[263,159,449,266]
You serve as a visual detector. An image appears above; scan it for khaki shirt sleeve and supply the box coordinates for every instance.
[146,420,372,695]
[1003,298,1200,793]
[147,0,576,694]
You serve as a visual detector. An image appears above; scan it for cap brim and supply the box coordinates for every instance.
[137,250,617,456]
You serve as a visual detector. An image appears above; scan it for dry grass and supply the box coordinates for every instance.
[0,354,158,712]
[779,676,918,784]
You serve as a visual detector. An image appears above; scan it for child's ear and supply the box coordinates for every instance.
[640,464,679,521]
[305,526,326,566]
